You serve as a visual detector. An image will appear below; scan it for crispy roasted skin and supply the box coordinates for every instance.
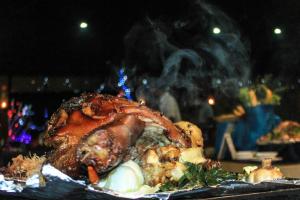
[77,114,145,174]
[44,93,190,177]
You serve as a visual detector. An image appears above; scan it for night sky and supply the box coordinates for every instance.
[0,0,299,80]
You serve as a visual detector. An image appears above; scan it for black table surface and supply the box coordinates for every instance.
[1,187,300,200]
[0,192,299,200]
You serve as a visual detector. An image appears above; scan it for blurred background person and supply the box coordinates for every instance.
[158,88,182,122]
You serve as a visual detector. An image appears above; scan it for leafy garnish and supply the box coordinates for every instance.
[159,162,237,192]
[159,181,177,192]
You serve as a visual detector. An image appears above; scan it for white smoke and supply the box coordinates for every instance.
[125,0,251,109]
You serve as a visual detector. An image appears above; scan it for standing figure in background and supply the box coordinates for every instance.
[215,84,281,153]
[136,85,182,122]
[159,89,182,122]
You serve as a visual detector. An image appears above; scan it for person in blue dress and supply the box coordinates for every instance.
[215,84,281,153]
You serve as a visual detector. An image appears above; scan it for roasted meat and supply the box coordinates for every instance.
[77,114,145,174]
[44,93,191,177]
[247,158,283,183]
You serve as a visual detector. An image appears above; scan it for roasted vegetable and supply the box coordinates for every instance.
[88,166,100,184]
[247,159,283,183]
[175,121,203,147]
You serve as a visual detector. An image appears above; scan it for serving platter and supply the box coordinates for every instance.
[1,179,300,200]
[1,165,300,200]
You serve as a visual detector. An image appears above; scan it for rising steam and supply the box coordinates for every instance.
[124,0,251,112]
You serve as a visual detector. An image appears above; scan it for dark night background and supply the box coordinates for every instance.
[0,0,300,128]
[0,0,299,76]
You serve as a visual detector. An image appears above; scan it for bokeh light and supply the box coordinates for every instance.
[274,27,282,35]
[80,22,88,29]
[1,101,8,109]
[208,97,215,105]
[213,27,221,34]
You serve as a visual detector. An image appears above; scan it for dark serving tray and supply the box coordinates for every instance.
[1,180,300,200]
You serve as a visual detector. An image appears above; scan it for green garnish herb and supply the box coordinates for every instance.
[160,162,237,192]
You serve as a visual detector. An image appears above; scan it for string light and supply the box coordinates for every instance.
[96,84,105,93]
[208,97,215,105]
[15,130,32,144]
[1,101,7,109]
[142,79,148,85]
[7,101,46,144]
[80,22,88,29]
[65,78,70,84]
[117,67,132,100]
[43,77,48,85]
[213,27,221,34]
[274,27,282,35]
[44,108,49,119]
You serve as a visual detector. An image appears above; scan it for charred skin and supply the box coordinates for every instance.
[77,115,145,174]
[45,93,189,147]
[47,144,80,176]
[44,93,191,177]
